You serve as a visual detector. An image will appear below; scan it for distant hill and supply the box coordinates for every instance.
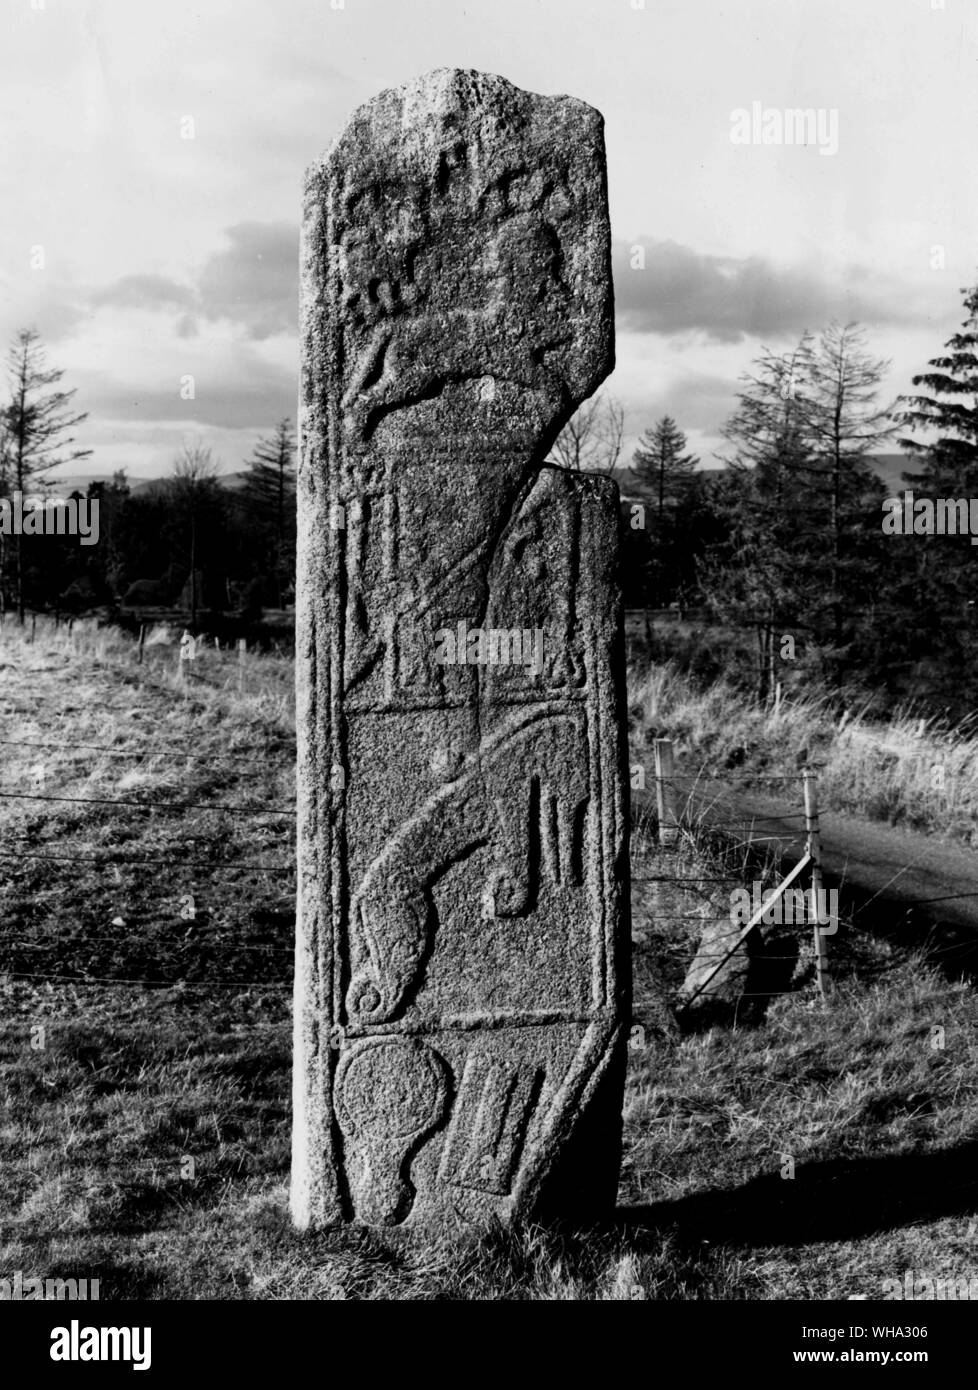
[44,457,915,503]
[612,453,916,500]
[37,472,123,497]
[41,471,250,498]
[128,472,249,497]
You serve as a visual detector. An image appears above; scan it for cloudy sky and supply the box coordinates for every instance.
[2,0,976,479]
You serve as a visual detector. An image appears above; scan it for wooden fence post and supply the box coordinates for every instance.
[803,766,831,1003]
[178,630,196,689]
[654,738,679,848]
[237,637,246,694]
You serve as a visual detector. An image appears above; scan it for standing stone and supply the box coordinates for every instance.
[292,68,630,1232]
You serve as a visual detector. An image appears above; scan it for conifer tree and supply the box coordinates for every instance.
[632,415,698,525]
[703,343,814,699]
[242,418,296,607]
[3,329,90,621]
[892,279,978,701]
[631,416,699,611]
[800,322,893,663]
[895,281,978,490]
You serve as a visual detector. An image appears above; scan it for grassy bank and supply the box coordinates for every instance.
[631,660,978,848]
[0,617,973,1298]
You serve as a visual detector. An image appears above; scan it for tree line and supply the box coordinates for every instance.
[560,280,978,718]
[2,276,977,715]
[0,328,296,625]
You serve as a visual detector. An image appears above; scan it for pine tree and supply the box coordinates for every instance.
[2,328,90,621]
[705,343,815,700]
[719,337,812,498]
[632,416,698,524]
[895,281,978,490]
[242,418,296,607]
[891,280,978,705]
[704,328,892,696]
[631,416,698,612]
[800,322,893,663]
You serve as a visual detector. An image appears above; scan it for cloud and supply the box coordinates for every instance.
[51,419,274,482]
[196,222,298,340]
[641,372,739,434]
[86,226,940,368]
[0,274,90,345]
[90,222,299,343]
[92,275,196,312]
[73,361,296,430]
[613,239,939,344]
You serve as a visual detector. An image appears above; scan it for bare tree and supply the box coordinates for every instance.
[549,391,625,476]
[243,419,297,607]
[168,443,221,626]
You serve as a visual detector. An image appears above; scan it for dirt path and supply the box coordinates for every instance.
[637,777,978,934]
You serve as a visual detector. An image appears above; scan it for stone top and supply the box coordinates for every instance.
[302,67,614,444]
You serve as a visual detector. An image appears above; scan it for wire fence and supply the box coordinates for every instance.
[632,741,978,1023]
[0,618,297,992]
[0,609,295,714]
[1,685,975,1002]
[0,970,292,990]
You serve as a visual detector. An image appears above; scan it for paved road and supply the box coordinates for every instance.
[636,778,978,935]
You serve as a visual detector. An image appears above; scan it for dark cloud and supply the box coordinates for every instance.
[92,222,299,341]
[613,239,933,343]
[90,226,929,354]
[196,222,298,340]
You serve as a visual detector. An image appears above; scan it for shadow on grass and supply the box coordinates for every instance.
[618,1137,978,1249]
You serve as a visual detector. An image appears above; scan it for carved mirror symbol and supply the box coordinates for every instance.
[336,1039,448,1225]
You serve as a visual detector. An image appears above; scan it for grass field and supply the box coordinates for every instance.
[1,616,975,1299]
[631,654,978,849]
